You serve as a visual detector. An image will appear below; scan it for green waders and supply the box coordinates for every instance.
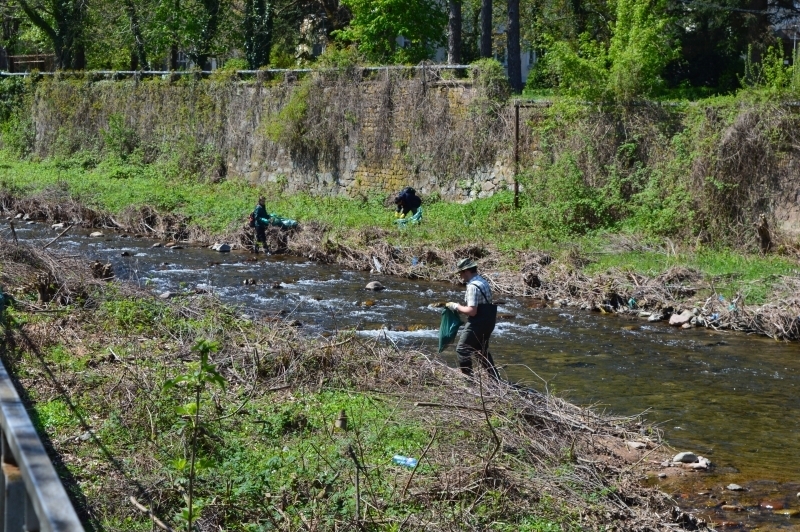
[456,301,500,380]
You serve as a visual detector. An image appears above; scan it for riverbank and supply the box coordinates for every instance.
[1,154,799,341]
[0,237,706,531]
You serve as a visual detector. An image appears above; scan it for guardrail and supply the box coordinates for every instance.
[0,64,475,78]
[0,357,84,531]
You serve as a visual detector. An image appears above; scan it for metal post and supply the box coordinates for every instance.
[3,463,25,532]
[513,100,520,209]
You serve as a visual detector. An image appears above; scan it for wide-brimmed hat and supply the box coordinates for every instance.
[455,258,478,272]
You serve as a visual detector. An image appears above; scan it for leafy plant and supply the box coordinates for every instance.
[333,0,447,64]
[163,339,226,532]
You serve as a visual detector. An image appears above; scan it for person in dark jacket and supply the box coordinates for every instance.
[252,196,271,253]
[394,187,422,219]
[446,258,500,380]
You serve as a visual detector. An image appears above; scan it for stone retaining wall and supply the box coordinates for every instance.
[25,74,534,201]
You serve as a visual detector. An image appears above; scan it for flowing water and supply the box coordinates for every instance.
[10,222,800,530]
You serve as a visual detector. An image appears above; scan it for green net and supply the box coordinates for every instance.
[438,307,463,353]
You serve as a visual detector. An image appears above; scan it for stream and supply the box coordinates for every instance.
[10,222,800,530]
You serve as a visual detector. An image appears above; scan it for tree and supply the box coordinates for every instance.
[15,0,87,69]
[244,0,272,68]
[448,0,461,64]
[334,0,447,64]
[507,0,521,91]
[480,0,491,57]
[606,0,676,99]
[189,0,223,69]
[124,0,148,69]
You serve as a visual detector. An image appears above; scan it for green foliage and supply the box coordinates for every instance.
[606,0,677,100]
[740,45,800,95]
[164,339,226,531]
[263,77,311,148]
[0,114,35,159]
[333,0,447,64]
[471,58,511,102]
[543,0,676,101]
[101,114,139,160]
[523,156,615,238]
[315,45,365,69]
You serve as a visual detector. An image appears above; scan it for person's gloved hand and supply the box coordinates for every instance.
[445,302,460,312]
[395,211,401,218]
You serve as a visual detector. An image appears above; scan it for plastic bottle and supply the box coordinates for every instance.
[392,455,418,468]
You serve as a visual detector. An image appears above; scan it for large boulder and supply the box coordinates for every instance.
[365,281,385,291]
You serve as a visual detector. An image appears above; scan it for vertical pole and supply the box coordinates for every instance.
[514,101,520,209]
[25,493,40,531]
[0,433,23,532]
[8,223,17,245]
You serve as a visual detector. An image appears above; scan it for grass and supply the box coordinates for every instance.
[1,151,798,304]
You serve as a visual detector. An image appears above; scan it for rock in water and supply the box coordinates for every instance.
[211,242,231,252]
[365,281,385,291]
[721,505,744,512]
[51,223,65,230]
[647,313,663,322]
[89,231,104,237]
[669,309,694,326]
[673,452,698,463]
[726,484,745,491]
[152,243,163,248]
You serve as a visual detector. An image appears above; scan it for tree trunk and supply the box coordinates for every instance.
[245,0,273,69]
[480,0,492,58]
[170,0,180,70]
[17,0,85,70]
[124,0,148,70]
[507,0,522,92]
[194,0,222,70]
[448,0,462,64]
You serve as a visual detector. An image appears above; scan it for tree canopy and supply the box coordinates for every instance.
[0,0,797,98]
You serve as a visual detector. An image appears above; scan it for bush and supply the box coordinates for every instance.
[471,59,510,102]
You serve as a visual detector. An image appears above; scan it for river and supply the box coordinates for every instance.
[11,222,800,530]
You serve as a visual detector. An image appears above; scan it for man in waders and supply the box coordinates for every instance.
[251,196,271,253]
[446,259,500,380]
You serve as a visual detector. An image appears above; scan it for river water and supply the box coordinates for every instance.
[10,222,800,529]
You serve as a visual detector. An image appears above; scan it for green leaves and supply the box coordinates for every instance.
[541,0,676,101]
[164,339,226,392]
[334,0,447,64]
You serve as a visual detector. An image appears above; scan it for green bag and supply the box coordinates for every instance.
[394,207,423,226]
[268,214,299,229]
[438,307,463,353]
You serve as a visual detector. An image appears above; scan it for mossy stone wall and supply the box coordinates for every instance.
[25,74,531,200]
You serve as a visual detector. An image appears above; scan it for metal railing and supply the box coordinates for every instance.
[0,357,84,531]
[0,64,475,78]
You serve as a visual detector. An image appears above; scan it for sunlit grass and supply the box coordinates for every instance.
[2,151,797,304]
